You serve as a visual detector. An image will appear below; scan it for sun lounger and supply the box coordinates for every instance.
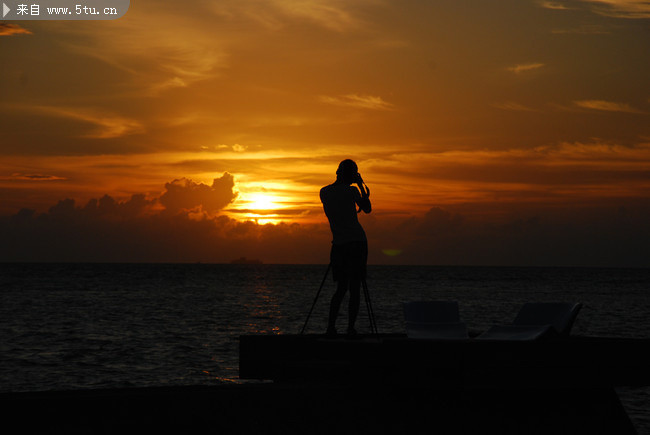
[404,301,469,339]
[477,302,582,340]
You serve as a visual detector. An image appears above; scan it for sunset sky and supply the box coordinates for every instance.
[1,0,649,266]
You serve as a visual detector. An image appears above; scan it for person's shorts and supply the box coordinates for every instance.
[330,241,368,282]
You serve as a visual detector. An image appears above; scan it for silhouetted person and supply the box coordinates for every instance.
[320,159,371,336]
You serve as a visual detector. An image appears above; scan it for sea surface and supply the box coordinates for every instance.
[1,263,649,431]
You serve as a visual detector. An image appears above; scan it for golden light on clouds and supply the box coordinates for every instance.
[506,63,545,74]
[319,94,394,111]
[574,100,646,114]
[15,105,145,139]
[0,23,33,36]
[539,2,573,10]
[583,0,650,18]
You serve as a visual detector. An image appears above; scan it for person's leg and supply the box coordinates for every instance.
[347,279,360,333]
[346,241,365,334]
[328,279,348,334]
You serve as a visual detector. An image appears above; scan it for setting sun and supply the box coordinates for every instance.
[226,190,288,225]
[245,192,282,225]
[246,193,276,211]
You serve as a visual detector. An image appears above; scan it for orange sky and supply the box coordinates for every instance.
[1,0,649,265]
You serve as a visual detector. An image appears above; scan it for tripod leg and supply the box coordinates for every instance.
[365,282,377,335]
[301,263,331,334]
[362,278,378,335]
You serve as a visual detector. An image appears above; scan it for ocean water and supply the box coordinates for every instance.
[1,263,649,431]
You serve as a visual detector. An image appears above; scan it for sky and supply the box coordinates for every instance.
[1,0,649,266]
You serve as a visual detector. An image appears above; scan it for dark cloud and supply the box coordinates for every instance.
[0,199,329,264]
[159,173,237,214]
[5,173,66,181]
[365,204,650,268]
[0,174,328,263]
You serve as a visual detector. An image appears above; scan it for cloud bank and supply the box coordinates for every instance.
[2,175,649,267]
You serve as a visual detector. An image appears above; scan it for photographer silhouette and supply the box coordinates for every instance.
[320,159,371,337]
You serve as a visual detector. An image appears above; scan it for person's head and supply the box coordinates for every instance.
[336,159,358,184]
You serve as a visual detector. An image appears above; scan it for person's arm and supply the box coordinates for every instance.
[354,174,371,214]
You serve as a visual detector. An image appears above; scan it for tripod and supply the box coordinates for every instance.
[301,263,378,336]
